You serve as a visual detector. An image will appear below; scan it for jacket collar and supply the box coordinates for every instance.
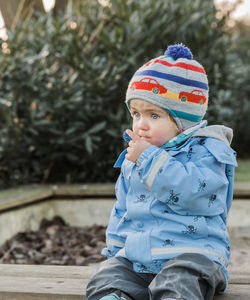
[161,120,207,149]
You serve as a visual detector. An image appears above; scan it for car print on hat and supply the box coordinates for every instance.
[179,90,207,105]
[130,77,167,95]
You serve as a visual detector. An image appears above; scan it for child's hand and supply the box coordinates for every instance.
[125,129,151,163]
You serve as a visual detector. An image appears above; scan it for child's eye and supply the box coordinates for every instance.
[134,112,140,118]
[152,114,159,119]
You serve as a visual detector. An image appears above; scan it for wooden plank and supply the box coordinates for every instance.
[0,185,53,211]
[0,264,98,299]
[0,184,116,213]
[234,182,250,197]
[52,182,250,198]
[0,292,81,300]
[0,264,249,300]
[214,284,250,300]
[0,276,87,299]
[0,182,248,214]
[229,271,250,284]
[53,184,115,197]
[0,264,99,279]
[2,264,249,284]
[0,278,249,300]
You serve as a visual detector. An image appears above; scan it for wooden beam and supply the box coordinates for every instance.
[0,264,99,279]
[0,264,249,300]
[0,182,247,213]
[0,185,53,211]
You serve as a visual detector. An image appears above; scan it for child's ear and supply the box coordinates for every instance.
[167,112,179,133]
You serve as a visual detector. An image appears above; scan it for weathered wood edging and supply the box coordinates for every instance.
[0,264,249,300]
[0,182,249,212]
[0,184,115,212]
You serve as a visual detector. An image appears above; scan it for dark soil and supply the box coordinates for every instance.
[0,216,107,266]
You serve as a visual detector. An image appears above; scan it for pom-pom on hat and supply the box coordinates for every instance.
[125,43,208,131]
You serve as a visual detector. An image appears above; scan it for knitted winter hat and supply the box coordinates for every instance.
[125,44,208,131]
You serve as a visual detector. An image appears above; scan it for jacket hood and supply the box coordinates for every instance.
[192,125,233,146]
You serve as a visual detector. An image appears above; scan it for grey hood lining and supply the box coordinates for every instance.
[192,125,233,145]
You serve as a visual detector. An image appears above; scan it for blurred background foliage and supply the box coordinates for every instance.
[0,0,249,187]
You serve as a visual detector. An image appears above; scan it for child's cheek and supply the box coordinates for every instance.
[132,123,138,135]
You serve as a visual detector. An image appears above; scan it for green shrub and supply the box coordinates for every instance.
[227,21,250,157]
[0,0,248,187]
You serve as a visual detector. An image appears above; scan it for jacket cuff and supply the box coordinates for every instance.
[136,145,159,168]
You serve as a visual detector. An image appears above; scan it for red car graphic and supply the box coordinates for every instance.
[130,78,167,95]
[179,90,207,105]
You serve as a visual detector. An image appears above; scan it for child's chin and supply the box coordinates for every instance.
[140,137,151,143]
[151,141,162,147]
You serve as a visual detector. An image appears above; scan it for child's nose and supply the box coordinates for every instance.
[137,117,149,130]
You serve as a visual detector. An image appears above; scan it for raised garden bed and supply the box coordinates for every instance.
[0,183,250,269]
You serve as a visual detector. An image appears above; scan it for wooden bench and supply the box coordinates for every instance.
[0,264,249,299]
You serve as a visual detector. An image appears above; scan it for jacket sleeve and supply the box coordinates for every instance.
[136,140,237,216]
[102,169,128,258]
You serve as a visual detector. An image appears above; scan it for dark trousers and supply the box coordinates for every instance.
[86,253,226,300]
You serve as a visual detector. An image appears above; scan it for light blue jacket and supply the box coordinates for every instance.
[102,125,237,285]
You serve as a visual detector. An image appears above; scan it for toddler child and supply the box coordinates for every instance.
[86,44,237,300]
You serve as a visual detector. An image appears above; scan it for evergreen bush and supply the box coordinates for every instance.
[0,0,248,187]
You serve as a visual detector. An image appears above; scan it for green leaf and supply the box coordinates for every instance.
[85,135,92,154]
[87,121,106,134]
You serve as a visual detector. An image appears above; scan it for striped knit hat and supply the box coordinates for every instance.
[125,44,208,131]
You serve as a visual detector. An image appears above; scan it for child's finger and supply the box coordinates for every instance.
[126,129,139,142]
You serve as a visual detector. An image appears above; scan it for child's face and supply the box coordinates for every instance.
[130,99,180,147]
